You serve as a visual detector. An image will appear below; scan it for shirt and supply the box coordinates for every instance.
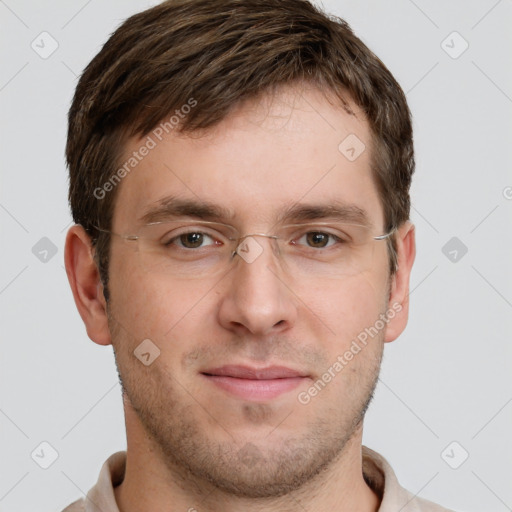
[62,446,455,511]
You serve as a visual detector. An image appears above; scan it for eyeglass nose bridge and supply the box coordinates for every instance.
[231,232,281,259]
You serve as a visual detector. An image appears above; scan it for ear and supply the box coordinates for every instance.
[64,225,111,346]
[384,221,416,343]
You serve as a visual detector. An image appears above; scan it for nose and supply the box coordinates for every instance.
[216,235,298,337]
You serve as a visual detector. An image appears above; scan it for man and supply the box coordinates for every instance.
[62,0,453,510]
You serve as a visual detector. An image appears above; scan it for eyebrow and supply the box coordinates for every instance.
[139,196,372,228]
[139,196,235,224]
[275,201,372,227]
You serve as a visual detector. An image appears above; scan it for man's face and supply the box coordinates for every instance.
[107,85,393,497]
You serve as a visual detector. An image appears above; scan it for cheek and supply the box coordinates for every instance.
[109,252,218,345]
[308,268,388,316]
[297,268,389,365]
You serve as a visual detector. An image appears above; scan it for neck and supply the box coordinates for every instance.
[114,407,380,512]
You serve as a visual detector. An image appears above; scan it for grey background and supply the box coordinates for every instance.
[1,0,511,511]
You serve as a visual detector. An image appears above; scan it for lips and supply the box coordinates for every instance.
[201,365,309,401]
[203,365,307,379]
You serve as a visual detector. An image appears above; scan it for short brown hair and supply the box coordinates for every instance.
[66,0,414,300]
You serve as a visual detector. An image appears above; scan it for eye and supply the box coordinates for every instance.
[295,231,341,249]
[166,231,218,249]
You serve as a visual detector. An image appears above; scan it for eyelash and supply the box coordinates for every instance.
[166,229,348,249]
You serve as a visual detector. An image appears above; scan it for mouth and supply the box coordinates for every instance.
[201,365,310,401]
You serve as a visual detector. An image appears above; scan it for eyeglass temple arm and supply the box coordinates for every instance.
[373,227,397,240]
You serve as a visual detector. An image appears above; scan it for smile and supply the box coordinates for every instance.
[201,365,310,401]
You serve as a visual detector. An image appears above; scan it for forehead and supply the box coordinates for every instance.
[111,84,382,230]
